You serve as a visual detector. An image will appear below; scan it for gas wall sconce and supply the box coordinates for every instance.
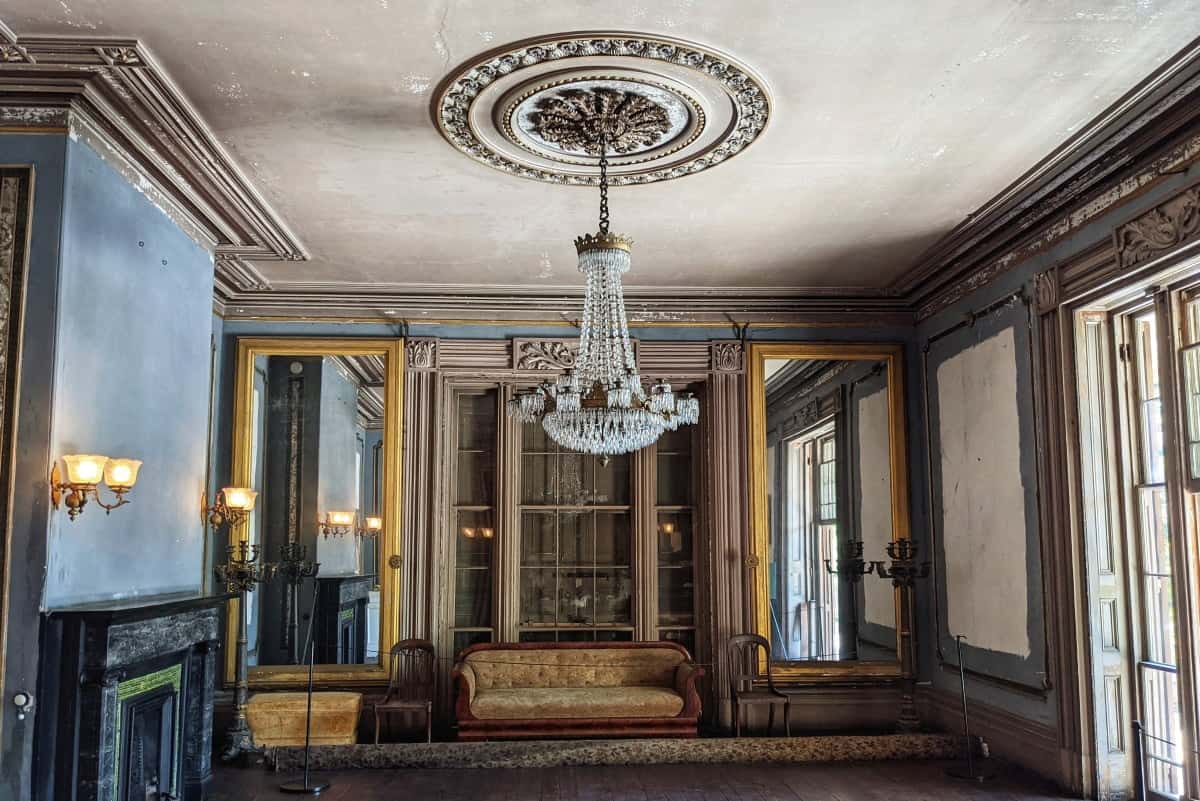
[50,454,142,521]
[204,487,258,532]
[460,525,494,539]
[320,511,383,538]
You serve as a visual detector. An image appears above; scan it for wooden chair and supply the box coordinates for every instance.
[728,633,790,737]
[374,639,436,744]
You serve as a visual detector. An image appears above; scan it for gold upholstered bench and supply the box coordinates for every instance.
[246,691,362,747]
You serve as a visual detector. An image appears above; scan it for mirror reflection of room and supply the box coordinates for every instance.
[764,358,896,663]
[247,354,385,668]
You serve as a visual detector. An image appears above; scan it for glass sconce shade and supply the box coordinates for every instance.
[103,458,143,490]
[326,510,356,527]
[364,516,383,532]
[222,487,258,512]
[62,454,108,486]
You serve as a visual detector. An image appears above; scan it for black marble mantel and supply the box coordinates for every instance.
[34,592,232,801]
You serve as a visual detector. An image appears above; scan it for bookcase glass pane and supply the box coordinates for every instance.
[458,394,497,450]
[596,512,632,566]
[559,568,595,624]
[454,569,492,628]
[657,512,692,566]
[520,512,556,566]
[596,567,633,624]
[595,456,631,505]
[520,567,557,625]
[559,512,593,566]
[456,510,494,568]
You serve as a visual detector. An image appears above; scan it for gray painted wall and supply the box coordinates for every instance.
[0,132,68,801]
[43,137,214,608]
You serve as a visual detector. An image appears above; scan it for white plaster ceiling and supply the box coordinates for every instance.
[6,1,1200,293]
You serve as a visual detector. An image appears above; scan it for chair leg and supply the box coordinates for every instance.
[784,699,791,738]
[425,703,432,743]
[768,702,775,737]
[733,699,741,738]
[374,711,381,745]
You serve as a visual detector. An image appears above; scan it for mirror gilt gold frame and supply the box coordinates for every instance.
[226,337,404,687]
[747,343,911,682]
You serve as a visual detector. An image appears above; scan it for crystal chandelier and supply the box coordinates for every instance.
[506,135,699,455]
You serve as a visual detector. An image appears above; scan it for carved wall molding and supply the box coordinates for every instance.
[710,341,744,373]
[406,338,439,371]
[1032,269,1060,316]
[907,37,1200,320]
[1113,180,1200,270]
[0,29,305,308]
[513,339,578,371]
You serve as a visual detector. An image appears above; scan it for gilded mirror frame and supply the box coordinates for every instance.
[747,342,910,682]
[226,337,404,687]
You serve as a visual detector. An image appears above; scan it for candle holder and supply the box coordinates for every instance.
[824,540,874,582]
[871,538,932,588]
[276,542,320,665]
[215,542,277,762]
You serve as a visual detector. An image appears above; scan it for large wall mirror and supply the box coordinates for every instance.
[748,343,910,681]
[228,338,403,686]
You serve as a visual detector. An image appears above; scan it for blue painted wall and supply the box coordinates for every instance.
[43,137,215,607]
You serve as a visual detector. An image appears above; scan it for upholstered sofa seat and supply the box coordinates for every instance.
[453,642,703,740]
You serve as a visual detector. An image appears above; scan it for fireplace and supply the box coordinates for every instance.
[314,575,372,664]
[34,593,229,801]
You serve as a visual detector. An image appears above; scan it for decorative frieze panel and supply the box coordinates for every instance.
[1113,181,1200,270]
[710,341,744,373]
[638,341,711,376]
[1032,269,1059,316]
[512,339,578,371]
[406,338,439,371]
[437,340,511,372]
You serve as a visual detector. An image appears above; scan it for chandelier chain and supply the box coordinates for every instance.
[598,133,610,235]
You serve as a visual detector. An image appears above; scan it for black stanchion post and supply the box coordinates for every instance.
[1132,721,1146,801]
[280,580,330,796]
[945,634,994,782]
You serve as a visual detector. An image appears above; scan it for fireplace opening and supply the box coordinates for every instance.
[116,668,182,801]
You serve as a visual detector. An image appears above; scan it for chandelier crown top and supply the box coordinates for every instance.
[574,231,633,255]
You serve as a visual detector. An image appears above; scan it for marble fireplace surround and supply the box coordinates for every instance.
[35,593,230,801]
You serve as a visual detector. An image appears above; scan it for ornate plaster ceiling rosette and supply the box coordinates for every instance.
[433,32,771,185]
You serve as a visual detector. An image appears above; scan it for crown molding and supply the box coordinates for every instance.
[214,284,914,326]
[900,34,1200,313]
[0,25,305,296]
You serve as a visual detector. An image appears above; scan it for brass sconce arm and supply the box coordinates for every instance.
[50,459,140,521]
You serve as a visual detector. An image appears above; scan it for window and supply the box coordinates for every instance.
[1125,310,1184,797]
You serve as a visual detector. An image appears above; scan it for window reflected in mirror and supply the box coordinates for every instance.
[763,357,897,664]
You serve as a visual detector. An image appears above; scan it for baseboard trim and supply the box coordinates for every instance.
[919,685,1062,785]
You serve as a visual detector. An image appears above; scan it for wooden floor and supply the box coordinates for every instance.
[210,759,1077,800]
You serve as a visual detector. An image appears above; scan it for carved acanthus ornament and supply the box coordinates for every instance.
[711,342,744,373]
[406,339,438,370]
[1114,183,1200,270]
[531,88,671,155]
[1032,270,1059,315]
[515,340,578,371]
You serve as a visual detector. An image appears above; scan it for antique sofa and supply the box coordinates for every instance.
[452,641,703,740]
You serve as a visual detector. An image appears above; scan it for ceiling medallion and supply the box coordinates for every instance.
[433,32,770,185]
[530,87,671,156]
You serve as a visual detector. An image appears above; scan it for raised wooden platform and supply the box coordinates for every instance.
[270,733,959,772]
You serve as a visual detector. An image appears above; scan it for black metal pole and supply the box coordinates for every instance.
[946,634,993,782]
[1133,721,1147,801]
[280,580,329,795]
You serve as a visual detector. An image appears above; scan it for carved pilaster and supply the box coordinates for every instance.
[1113,181,1200,270]
[710,341,745,374]
[400,365,440,640]
[406,338,438,371]
[703,370,749,728]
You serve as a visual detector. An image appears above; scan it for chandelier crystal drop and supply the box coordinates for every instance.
[505,133,699,454]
